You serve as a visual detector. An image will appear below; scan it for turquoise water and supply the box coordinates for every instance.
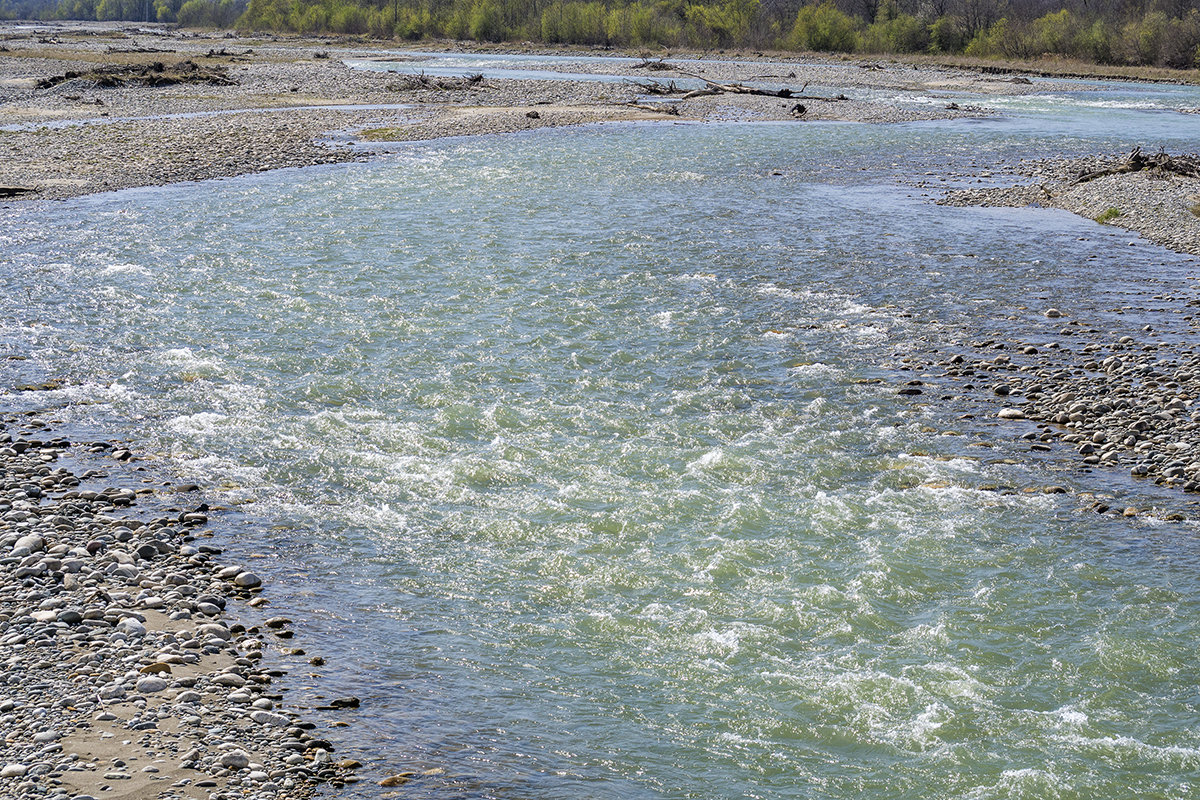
[3,90,1200,799]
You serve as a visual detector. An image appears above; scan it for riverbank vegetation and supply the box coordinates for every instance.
[3,0,1199,70]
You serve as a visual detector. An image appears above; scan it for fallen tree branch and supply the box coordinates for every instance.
[628,79,685,95]
[624,102,680,115]
[388,72,485,91]
[36,60,237,89]
[1071,147,1200,185]
[634,58,673,71]
[671,69,847,101]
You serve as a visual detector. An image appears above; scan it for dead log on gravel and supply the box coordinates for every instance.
[634,58,673,71]
[629,79,685,95]
[390,72,485,91]
[1071,147,1200,185]
[672,69,848,101]
[624,101,680,115]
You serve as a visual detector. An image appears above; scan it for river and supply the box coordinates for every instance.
[2,59,1200,800]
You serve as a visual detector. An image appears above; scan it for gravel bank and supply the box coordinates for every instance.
[0,22,1009,201]
[922,153,1200,513]
[941,153,1200,256]
[0,410,361,799]
[890,265,1200,519]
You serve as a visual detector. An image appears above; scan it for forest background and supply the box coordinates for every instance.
[2,0,1197,72]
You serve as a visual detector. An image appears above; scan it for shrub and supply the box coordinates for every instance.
[965,17,1030,59]
[859,12,927,53]
[786,2,858,53]
[928,15,965,53]
[330,2,368,33]
[1029,9,1073,56]
[1074,19,1113,63]
[468,0,504,40]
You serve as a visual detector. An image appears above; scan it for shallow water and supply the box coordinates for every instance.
[3,72,1200,800]
[350,51,1200,142]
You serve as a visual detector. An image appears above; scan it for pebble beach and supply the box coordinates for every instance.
[0,409,363,800]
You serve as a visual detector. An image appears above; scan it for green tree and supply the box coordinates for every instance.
[786,2,858,52]
[469,0,504,40]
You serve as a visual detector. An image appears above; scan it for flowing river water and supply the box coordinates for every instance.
[3,61,1200,799]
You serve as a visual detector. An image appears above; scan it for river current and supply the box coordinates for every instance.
[3,62,1200,799]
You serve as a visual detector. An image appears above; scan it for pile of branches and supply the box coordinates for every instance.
[104,46,174,54]
[624,101,680,115]
[630,79,683,95]
[389,72,485,91]
[205,47,253,60]
[631,71,849,102]
[634,58,673,71]
[1072,147,1200,185]
[37,60,237,90]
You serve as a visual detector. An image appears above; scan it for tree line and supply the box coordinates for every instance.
[3,0,1199,69]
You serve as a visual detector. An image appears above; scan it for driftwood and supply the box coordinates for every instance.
[105,46,174,54]
[1071,147,1200,185]
[204,48,253,60]
[674,68,794,99]
[388,72,485,91]
[0,187,35,199]
[629,79,684,95]
[624,101,680,115]
[670,69,849,102]
[634,58,673,71]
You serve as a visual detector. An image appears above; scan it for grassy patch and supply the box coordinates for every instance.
[359,127,412,141]
[1095,207,1122,223]
[1191,203,1200,219]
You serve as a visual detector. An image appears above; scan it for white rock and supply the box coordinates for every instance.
[98,684,126,701]
[248,710,289,728]
[116,618,146,637]
[135,676,169,694]
[196,624,231,641]
[219,750,250,770]
[0,764,28,778]
[233,571,262,589]
[13,534,43,552]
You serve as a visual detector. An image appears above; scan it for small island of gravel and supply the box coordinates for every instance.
[943,149,1200,256]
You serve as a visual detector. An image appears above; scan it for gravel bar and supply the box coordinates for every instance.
[941,153,1200,256]
[0,22,1039,201]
